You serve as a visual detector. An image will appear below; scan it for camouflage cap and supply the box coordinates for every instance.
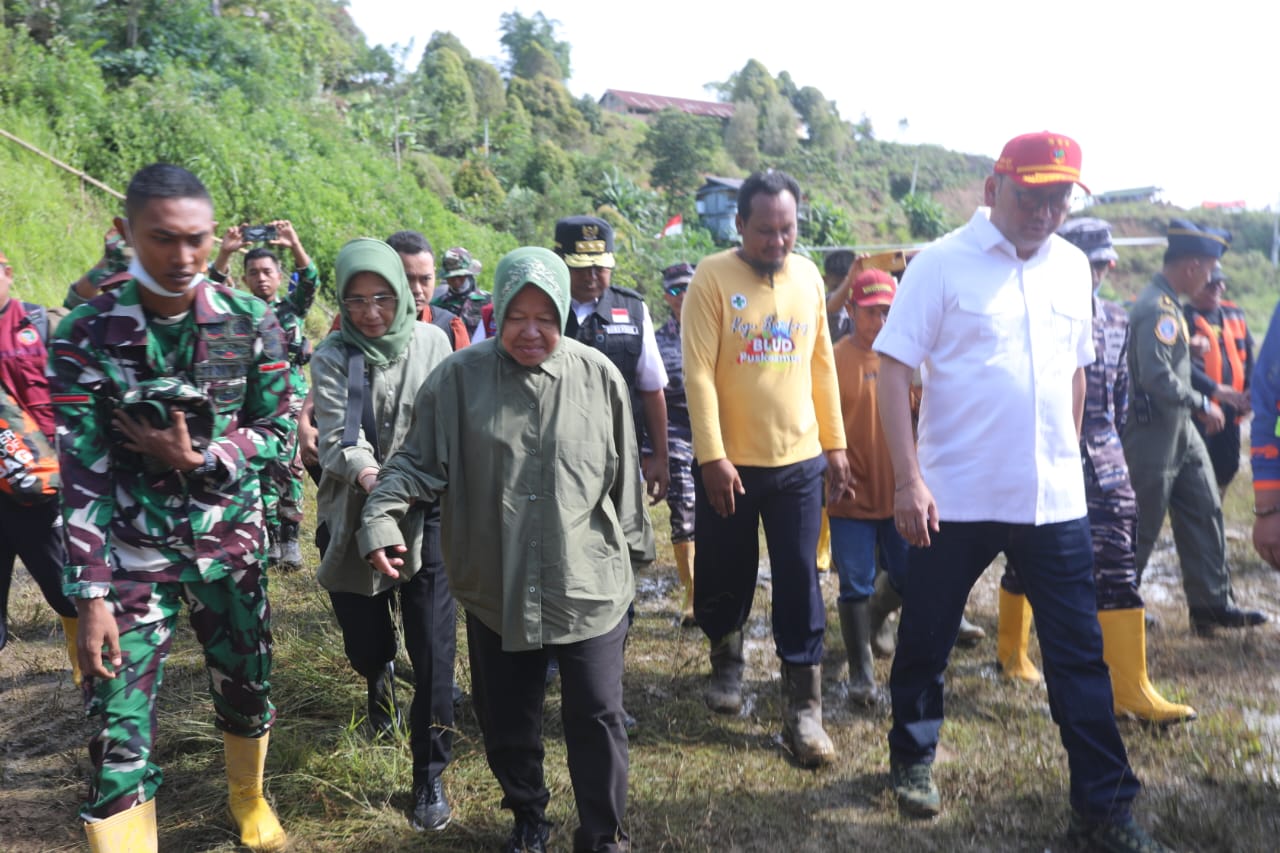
[441,247,481,279]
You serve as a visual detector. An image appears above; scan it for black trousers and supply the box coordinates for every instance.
[467,612,629,853]
[328,512,456,785]
[0,500,77,629]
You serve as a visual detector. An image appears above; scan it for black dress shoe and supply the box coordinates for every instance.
[411,777,451,831]
[1190,605,1266,636]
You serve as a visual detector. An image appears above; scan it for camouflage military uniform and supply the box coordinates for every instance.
[48,278,293,819]
[210,262,317,538]
[1121,273,1233,611]
[655,313,694,542]
[1001,297,1141,609]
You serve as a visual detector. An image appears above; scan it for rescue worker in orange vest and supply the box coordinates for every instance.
[1184,261,1253,496]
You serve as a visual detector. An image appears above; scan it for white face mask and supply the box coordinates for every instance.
[123,219,205,298]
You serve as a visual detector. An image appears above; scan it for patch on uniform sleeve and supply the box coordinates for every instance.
[1154,315,1179,345]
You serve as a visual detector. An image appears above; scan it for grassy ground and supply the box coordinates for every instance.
[3,476,1280,852]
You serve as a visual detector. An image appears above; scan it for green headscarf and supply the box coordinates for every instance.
[492,246,571,336]
[335,238,416,367]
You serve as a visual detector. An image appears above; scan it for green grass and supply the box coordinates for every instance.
[3,472,1280,851]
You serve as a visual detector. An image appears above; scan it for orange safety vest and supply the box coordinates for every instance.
[1192,307,1248,393]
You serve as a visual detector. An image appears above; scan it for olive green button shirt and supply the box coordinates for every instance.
[1127,273,1201,418]
[358,337,655,652]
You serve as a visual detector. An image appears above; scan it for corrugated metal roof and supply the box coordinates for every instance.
[601,89,735,120]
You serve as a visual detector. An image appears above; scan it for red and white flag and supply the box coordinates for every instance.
[656,214,683,239]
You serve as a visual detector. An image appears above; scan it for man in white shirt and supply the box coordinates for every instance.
[874,132,1163,852]
[554,216,670,501]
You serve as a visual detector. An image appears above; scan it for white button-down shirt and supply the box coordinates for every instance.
[874,208,1094,525]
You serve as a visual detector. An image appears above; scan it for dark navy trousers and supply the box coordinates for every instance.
[692,454,827,665]
[888,517,1141,822]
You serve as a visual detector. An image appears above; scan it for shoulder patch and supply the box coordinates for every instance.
[1159,295,1177,309]
[1154,316,1179,345]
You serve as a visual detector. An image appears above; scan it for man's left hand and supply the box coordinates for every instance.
[1253,511,1280,571]
[112,408,203,472]
[825,450,855,505]
[642,453,670,504]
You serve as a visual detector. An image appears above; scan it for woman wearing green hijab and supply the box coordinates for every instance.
[310,238,457,832]
[359,247,655,853]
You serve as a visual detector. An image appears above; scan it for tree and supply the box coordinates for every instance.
[728,59,778,105]
[900,193,948,240]
[499,10,570,81]
[466,58,506,122]
[640,109,722,197]
[759,93,797,157]
[724,101,760,170]
[418,46,477,155]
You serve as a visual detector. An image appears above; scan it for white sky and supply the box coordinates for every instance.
[346,0,1280,211]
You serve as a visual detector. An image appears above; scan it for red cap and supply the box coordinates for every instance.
[850,269,896,307]
[994,131,1089,194]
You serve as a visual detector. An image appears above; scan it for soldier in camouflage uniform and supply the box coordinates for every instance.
[210,220,318,572]
[1123,218,1264,638]
[430,246,491,338]
[656,262,697,625]
[1003,218,1196,723]
[49,164,293,853]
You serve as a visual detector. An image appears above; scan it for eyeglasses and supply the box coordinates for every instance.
[1008,184,1073,215]
[664,284,688,296]
[342,294,399,312]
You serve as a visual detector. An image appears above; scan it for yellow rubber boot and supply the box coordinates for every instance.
[1098,608,1197,725]
[996,590,1042,683]
[224,732,287,852]
[673,541,696,626]
[60,615,82,687]
[816,509,832,572]
[84,799,157,853]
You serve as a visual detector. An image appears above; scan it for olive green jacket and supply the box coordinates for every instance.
[313,322,451,595]
[358,337,655,651]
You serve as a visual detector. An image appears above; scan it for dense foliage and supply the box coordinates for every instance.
[1,4,1276,329]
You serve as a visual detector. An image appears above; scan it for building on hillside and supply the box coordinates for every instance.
[1088,186,1163,206]
[600,89,735,121]
[696,176,744,243]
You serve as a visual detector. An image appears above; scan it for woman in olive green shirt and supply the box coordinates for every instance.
[361,246,654,853]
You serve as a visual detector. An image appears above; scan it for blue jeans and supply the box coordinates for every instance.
[888,517,1140,822]
[829,516,908,602]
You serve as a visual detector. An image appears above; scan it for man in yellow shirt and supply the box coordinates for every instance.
[682,169,852,767]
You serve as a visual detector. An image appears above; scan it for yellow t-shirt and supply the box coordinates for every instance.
[681,249,845,467]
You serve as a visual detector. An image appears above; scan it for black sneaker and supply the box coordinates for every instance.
[1190,605,1266,636]
[410,777,451,831]
[1067,812,1171,853]
[504,814,551,853]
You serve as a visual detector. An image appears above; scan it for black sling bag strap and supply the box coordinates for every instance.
[339,344,381,462]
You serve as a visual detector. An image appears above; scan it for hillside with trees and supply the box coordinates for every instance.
[1,3,1276,328]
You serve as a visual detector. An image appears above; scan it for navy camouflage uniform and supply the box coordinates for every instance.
[1004,296,1142,610]
[48,278,293,819]
[655,313,693,543]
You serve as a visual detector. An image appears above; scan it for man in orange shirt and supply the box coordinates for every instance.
[828,270,905,706]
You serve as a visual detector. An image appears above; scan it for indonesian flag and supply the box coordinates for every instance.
[656,214,683,239]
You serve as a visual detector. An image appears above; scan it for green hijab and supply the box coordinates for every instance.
[492,246,571,337]
[335,238,416,367]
